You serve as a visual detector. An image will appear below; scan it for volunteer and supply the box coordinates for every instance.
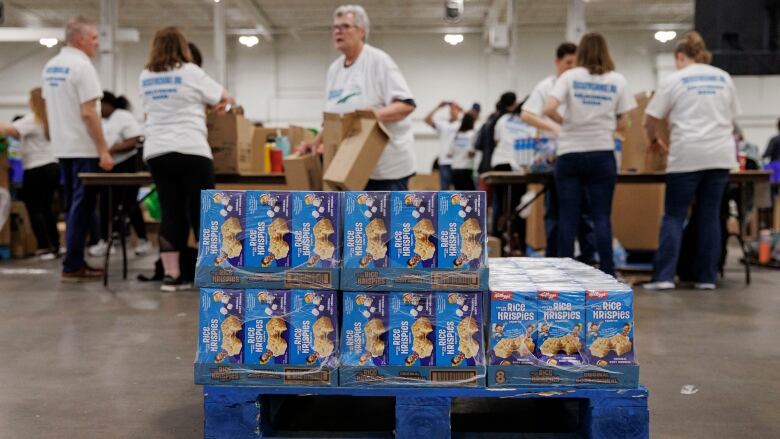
[139,26,233,291]
[296,4,416,191]
[424,101,462,190]
[88,92,150,257]
[42,16,114,281]
[447,112,477,190]
[643,32,741,291]
[544,32,636,276]
[0,87,60,260]
[474,92,516,175]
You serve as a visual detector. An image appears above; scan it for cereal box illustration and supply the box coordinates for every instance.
[488,290,537,365]
[291,192,341,268]
[243,290,289,365]
[535,290,585,366]
[244,191,292,268]
[199,191,245,267]
[389,292,436,366]
[585,288,634,366]
[290,290,338,366]
[198,289,244,364]
[390,192,437,268]
[343,192,390,268]
[435,292,484,367]
[340,292,389,366]
[438,192,486,269]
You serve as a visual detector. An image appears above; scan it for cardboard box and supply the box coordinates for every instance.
[487,236,501,258]
[585,288,635,366]
[291,192,342,268]
[535,290,585,366]
[282,154,323,191]
[244,191,292,268]
[409,172,441,191]
[208,112,254,147]
[340,292,389,366]
[525,184,547,250]
[322,111,388,191]
[437,192,487,269]
[244,289,290,365]
[289,290,338,366]
[488,290,538,366]
[322,113,356,172]
[388,292,436,366]
[197,289,245,364]
[11,202,37,258]
[612,184,665,250]
[390,192,437,268]
[435,292,485,368]
[618,91,670,173]
[208,113,261,175]
[343,192,390,268]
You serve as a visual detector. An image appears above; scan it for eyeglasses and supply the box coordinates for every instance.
[332,24,355,33]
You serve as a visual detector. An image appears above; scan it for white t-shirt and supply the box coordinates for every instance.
[139,63,223,161]
[42,47,103,158]
[324,44,416,180]
[550,67,636,156]
[448,130,475,170]
[645,63,740,173]
[103,109,144,165]
[492,113,536,170]
[12,113,56,170]
[433,114,460,167]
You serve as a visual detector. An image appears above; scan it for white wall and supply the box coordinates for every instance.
[2,28,778,172]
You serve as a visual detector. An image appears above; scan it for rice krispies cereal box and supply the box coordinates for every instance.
[535,290,585,366]
[343,192,390,268]
[291,192,341,268]
[244,192,292,268]
[437,192,486,269]
[198,289,244,364]
[289,290,338,366]
[488,290,538,365]
[243,289,289,365]
[199,191,245,267]
[340,292,389,366]
[388,292,436,366]
[435,292,484,367]
[585,288,635,365]
[389,192,437,268]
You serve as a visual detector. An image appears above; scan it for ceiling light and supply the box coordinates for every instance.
[654,30,677,43]
[39,38,58,48]
[238,35,260,47]
[444,34,464,46]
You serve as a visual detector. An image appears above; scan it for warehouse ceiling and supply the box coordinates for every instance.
[1,0,693,36]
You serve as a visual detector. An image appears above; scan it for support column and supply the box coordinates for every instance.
[566,0,586,43]
[214,0,227,85]
[99,0,117,90]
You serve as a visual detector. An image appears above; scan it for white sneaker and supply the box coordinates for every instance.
[39,252,57,261]
[643,281,675,291]
[134,239,152,256]
[694,283,716,290]
[88,240,115,257]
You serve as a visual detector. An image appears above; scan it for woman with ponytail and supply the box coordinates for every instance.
[643,32,741,291]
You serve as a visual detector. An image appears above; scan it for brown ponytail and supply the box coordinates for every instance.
[29,87,50,141]
[675,31,712,64]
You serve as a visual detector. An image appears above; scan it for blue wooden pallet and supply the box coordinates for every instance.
[203,385,649,439]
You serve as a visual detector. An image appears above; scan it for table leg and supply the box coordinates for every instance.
[104,187,113,287]
[739,182,751,285]
[505,184,513,254]
[119,202,128,280]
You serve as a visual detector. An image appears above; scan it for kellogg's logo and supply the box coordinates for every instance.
[538,291,559,300]
[492,291,512,301]
[587,290,609,299]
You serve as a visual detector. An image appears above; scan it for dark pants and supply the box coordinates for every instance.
[652,169,729,284]
[365,176,410,191]
[22,162,60,252]
[451,169,476,190]
[438,164,452,190]
[555,151,617,276]
[99,156,147,241]
[147,153,215,253]
[544,181,596,260]
[60,158,100,273]
[491,163,526,252]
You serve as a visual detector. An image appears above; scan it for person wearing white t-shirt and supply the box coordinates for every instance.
[0,87,60,259]
[424,101,462,190]
[544,33,637,276]
[139,26,233,291]
[296,5,416,191]
[42,16,114,281]
[446,112,477,190]
[643,32,741,291]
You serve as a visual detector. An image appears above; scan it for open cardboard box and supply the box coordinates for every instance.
[207,112,257,175]
[283,153,323,190]
[322,111,389,191]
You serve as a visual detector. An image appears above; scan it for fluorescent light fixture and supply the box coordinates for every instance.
[39,38,58,48]
[444,33,464,45]
[654,30,677,43]
[238,35,260,47]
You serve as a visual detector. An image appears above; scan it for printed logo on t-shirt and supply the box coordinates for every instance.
[44,66,70,88]
[141,75,183,101]
[572,81,617,107]
[681,75,727,96]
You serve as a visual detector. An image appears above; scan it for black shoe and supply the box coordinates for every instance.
[160,275,193,292]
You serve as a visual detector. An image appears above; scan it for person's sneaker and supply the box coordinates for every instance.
[643,281,675,291]
[694,283,716,290]
[61,265,104,282]
[160,275,193,292]
[134,239,152,256]
[39,251,57,261]
[88,240,115,257]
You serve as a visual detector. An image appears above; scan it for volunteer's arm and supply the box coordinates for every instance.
[375,100,415,123]
[81,98,114,171]
[543,97,563,125]
[295,131,324,155]
[212,90,235,114]
[0,123,20,139]
[424,101,449,129]
[520,110,560,135]
[110,136,142,154]
[643,114,668,153]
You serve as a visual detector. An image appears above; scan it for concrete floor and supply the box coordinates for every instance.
[0,251,778,439]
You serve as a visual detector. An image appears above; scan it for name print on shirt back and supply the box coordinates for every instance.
[680,75,727,96]
[44,66,71,88]
[572,81,617,107]
[142,75,183,101]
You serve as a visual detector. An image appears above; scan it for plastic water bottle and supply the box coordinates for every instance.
[758,230,771,264]
[275,129,291,156]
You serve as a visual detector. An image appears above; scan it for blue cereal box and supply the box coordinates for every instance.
[389,293,436,366]
[343,192,390,268]
[435,292,484,367]
[535,290,585,366]
[488,290,537,365]
[585,288,635,365]
[290,290,338,366]
[199,191,245,267]
[389,192,437,268]
[437,192,487,269]
[198,289,244,364]
[340,292,389,366]
[291,192,341,268]
[244,192,292,268]
[243,290,289,365]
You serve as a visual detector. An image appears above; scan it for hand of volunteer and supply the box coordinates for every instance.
[447,153,454,159]
[648,138,668,154]
[99,151,114,171]
[468,150,476,158]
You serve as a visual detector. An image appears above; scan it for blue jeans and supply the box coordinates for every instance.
[438,164,452,190]
[60,158,100,273]
[652,169,729,284]
[544,180,597,260]
[365,176,410,191]
[555,151,617,275]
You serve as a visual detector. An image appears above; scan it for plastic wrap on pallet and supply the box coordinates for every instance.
[340,191,489,291]
[196,190,341,290]
[339,291,486,387]
[195,288,339,386]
